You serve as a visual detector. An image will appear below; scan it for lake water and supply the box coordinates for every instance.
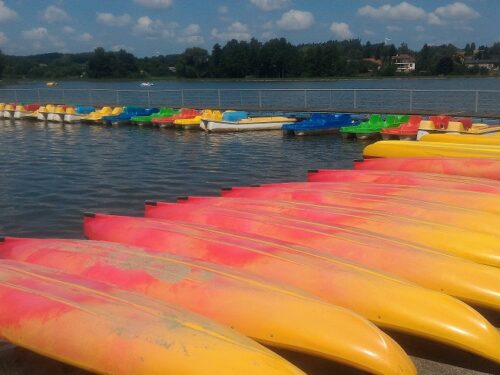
[2,76,500,90]
[2,77,499,116]
[0,120,364,238]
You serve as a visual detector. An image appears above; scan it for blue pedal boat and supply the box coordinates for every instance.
[283,113,358,136]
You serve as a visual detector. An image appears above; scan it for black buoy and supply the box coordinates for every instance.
[221,187,232,191]
[177,196,189,201]
[83,212,96,218]
[145,200,158,206]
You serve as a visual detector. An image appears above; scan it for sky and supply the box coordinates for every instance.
[0,0,497,56]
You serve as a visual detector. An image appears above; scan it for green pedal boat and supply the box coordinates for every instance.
[131,107,179,126]
[341,114,409,140]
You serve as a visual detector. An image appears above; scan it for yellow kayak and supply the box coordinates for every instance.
[0,260,305,375]
[420,133,500,146]
[364,141,500,160]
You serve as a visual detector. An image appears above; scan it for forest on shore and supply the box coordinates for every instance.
[0,38,498,80]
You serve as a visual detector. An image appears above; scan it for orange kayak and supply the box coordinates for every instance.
[233,181,500,215]
[354,157,500,180]
[223,183,500,236]
[0,259,305,375]
[146,197,500,311]
[83,213,500,363]
[192,190,500,267]
[0,237,415,375]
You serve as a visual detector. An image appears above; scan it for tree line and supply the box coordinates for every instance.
[0,38,499,80]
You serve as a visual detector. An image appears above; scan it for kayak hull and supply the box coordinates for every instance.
[0,237,415,375]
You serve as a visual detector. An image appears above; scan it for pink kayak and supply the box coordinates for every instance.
[307,169,500,194]
[228,181,500,215]
[83,213,500,362]
[221,184,500,236]
[181,193,500,267]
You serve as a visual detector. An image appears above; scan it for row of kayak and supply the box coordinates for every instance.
[1,155,500,374]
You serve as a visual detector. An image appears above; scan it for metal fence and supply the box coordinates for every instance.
[0,88,499,117]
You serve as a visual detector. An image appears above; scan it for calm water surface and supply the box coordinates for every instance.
[3,76,500,90]
[0,120,364,238]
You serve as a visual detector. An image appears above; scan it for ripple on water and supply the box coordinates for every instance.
[0,121,365,237]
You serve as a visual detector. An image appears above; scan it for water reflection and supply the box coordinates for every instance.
[0,120,365,238]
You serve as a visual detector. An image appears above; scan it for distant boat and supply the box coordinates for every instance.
[46,82,57,87]
[140,82,154,87]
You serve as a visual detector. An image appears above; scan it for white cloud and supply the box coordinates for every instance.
[41,5,70,23]
[77,32,93,42]
[329,22,354,40]
[364,29,374,36]
[211,21,252,41]
[0,32,7,45]
[277,9,314,30]
[250,0,289,11]
[183,23,201,36]
[22,27,50,40]
[434,2,479,20]
[427,12,444,26]
[177,23,204,45]
[357,1,480,28]
[416,25,425,32]
[21,26,66,50]
[63,26,75,34]
[96,12,131,27]
[218,5,228,14]
[357,2,426,21]
[429,2,479,25]
[134,0,173,9]
[133,16,177,38]
[0,1,16,22]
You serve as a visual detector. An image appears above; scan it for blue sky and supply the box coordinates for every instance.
[0,0,497,56]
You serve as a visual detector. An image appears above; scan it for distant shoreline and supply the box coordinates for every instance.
[1,74,499,86]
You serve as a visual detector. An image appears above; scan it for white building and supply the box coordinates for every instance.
[391,54,416,73]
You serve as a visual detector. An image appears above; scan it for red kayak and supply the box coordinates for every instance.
[227,181,500,215]
[83,213,500,362]
[197,192,500,267]
[219,185,500,236]
[354,157,500,180]
[308,169,500,194]
[145,197,500,311]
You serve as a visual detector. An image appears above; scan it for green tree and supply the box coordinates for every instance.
[435,56,454,75]
[115,49,139,77]
[86,47,115,78]
[176,47,210,78]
